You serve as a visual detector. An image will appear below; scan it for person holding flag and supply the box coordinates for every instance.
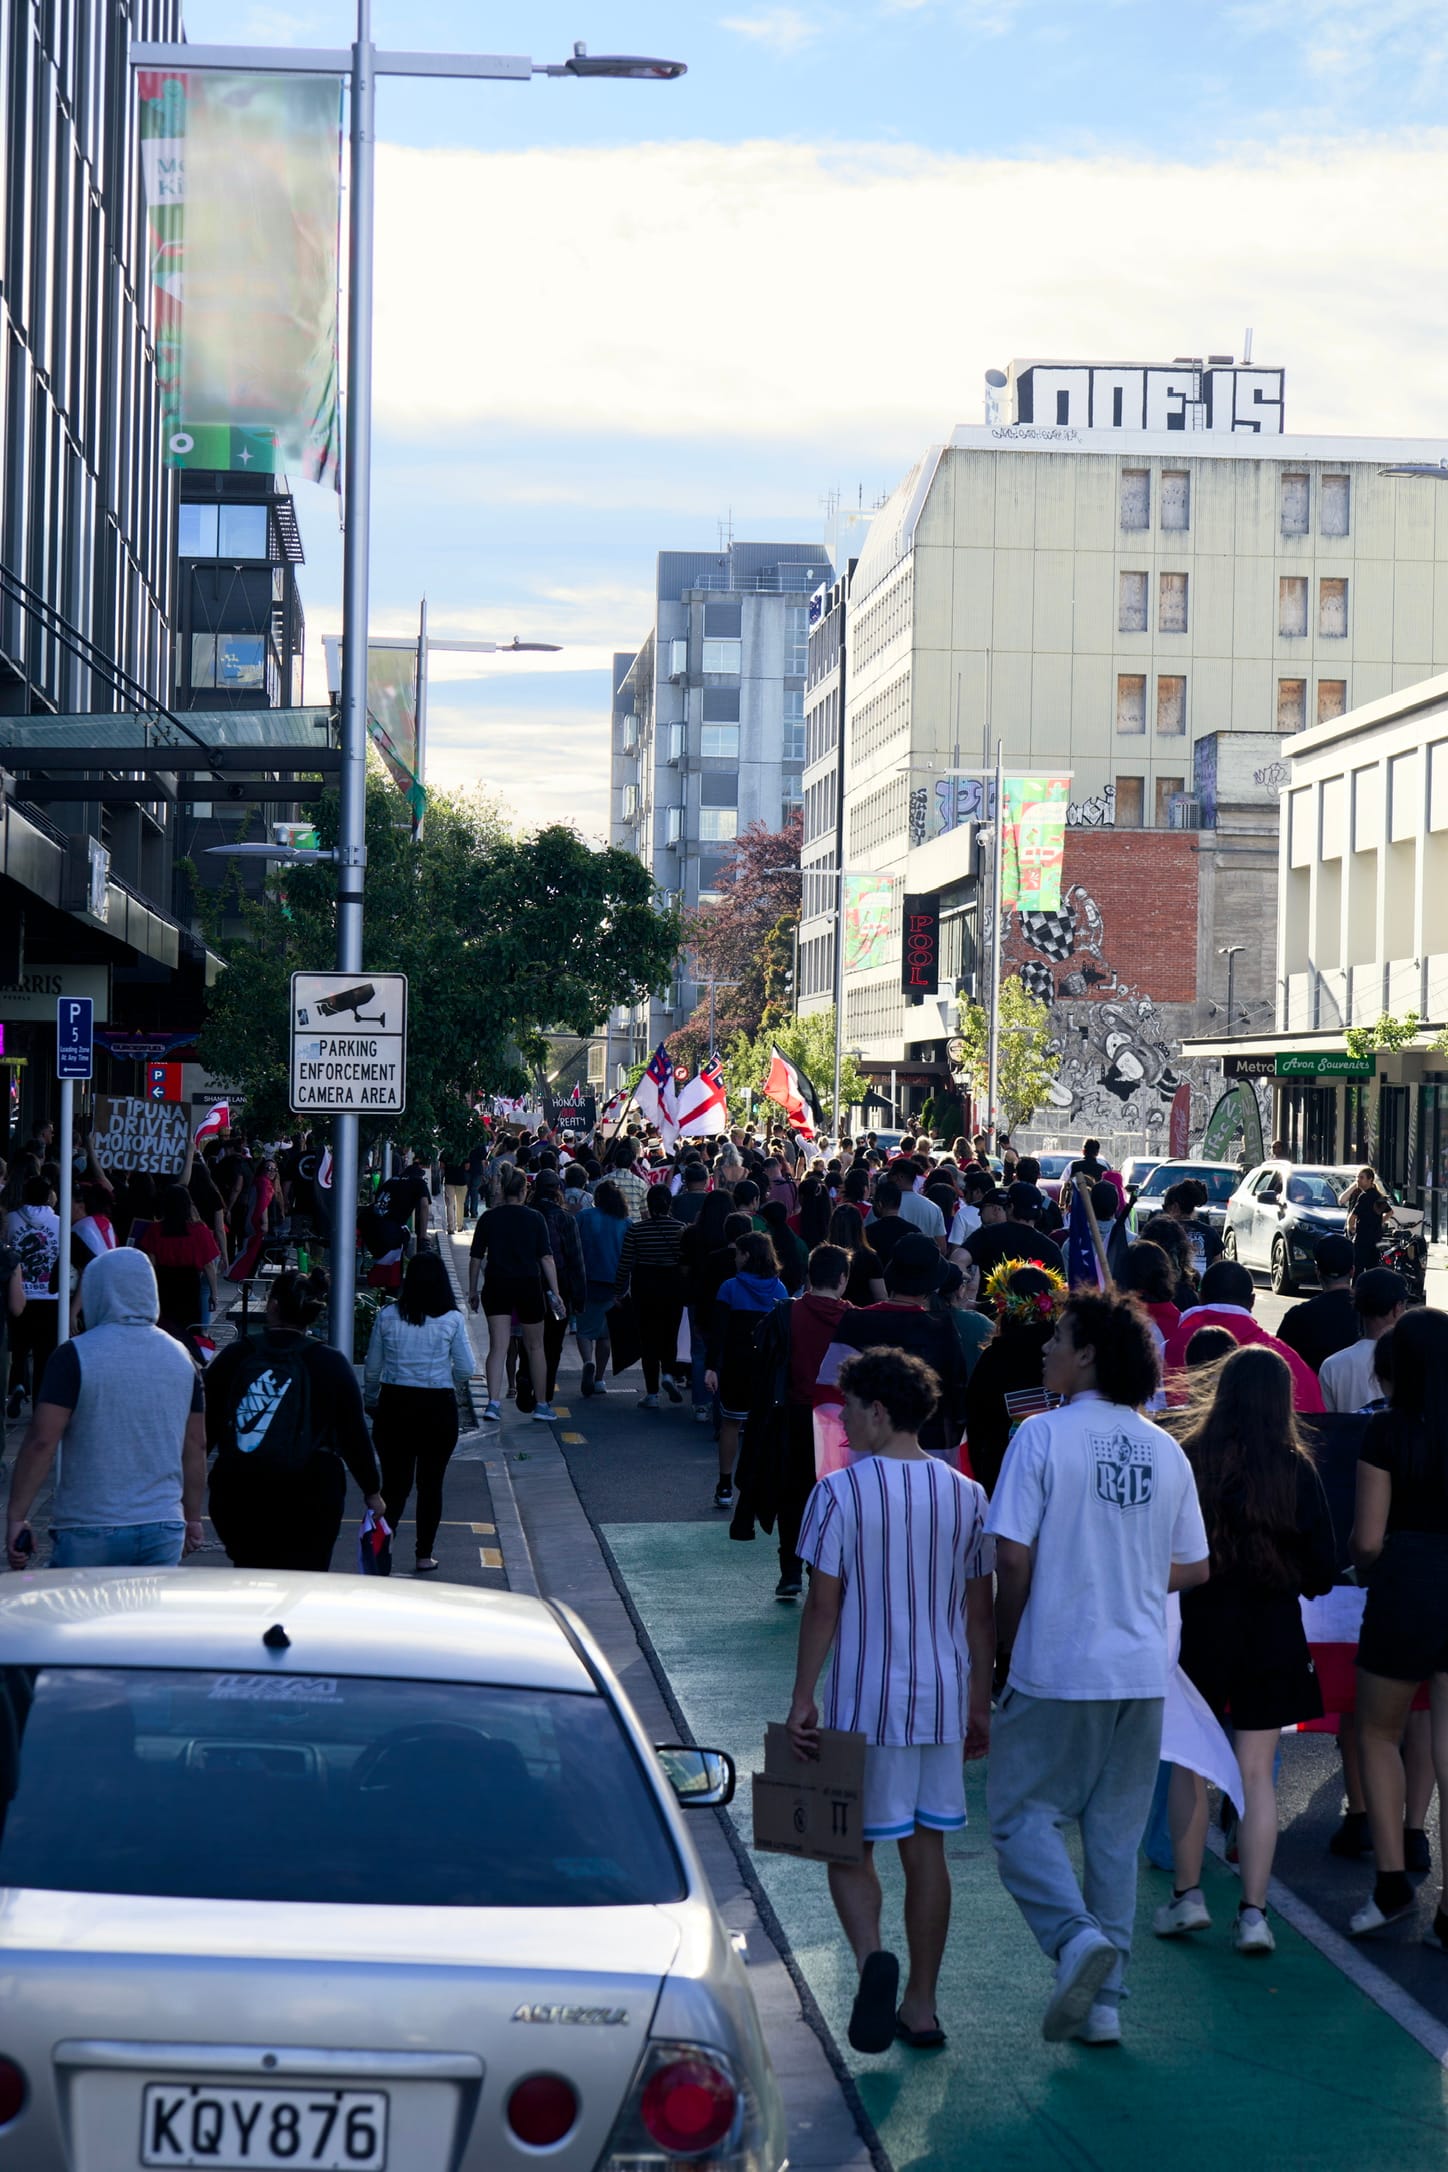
[634,1044,679,1148]
[674,1054,729,1139]
[762,1046,823,1146]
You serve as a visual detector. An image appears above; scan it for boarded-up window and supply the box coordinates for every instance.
[1116,674,1146,734]
[1278,679,1306,733]
[1318,679,1347,724]
[1118,571,1148,632]
[703,602,742,637]
[1320,578,1348,636]
[1157,676,1186,735]
[1279,576,1308,636]
[1120,468,1150,531]
[1281,473,1309,536]
[1161,471,1190,530]
[1116,776,1144,827]
[1155,776,1186,826]
[1321,474,1350,537]
[1159,571,1188,632]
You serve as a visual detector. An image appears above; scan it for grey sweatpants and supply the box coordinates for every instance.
[987,1686,1164,2007]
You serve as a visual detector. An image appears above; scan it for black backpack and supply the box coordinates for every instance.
[218,1338,316,1473]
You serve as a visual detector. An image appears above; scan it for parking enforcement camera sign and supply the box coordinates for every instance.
[290,972,407,1114]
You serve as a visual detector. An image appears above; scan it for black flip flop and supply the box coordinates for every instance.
[895,2017,947,2050]
[848,1951,900,2054]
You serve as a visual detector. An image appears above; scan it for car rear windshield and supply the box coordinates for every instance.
[1148,1166,1239,1204]
[0,1667,685,1908]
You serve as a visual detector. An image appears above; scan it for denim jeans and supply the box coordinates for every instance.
[50,1521,186,1568]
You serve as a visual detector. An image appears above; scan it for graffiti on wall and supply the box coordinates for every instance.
[908,775,1116,847]
[1012,881,1216,1136]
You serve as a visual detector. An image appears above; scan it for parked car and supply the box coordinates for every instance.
[1128,1161,1241,1238]
[1118,1156,1165,1200]
[0,1571,786,2172]
[1222,1161,1364,1293]
[1031,1151,1084,1203]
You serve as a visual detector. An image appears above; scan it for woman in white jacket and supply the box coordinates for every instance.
[364,1251,474,1572]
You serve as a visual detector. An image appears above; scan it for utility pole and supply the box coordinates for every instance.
[1219,943,1246,1034]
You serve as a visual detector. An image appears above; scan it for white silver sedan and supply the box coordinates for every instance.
[0,1571,785,2172]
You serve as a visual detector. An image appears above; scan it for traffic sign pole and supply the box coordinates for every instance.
[55,997,94,1347]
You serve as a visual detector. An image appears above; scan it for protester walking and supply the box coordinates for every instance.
[961,1265,1063,1492]
[987,1289,1210,2045]
[1343,1167,1393,1280]
[681,1191,742,1420]
[828,1204,887,1308]
[6,1249,207,1569]
[5,1173,60,1421]
[206,1267,386,1571]
[1157,1346,1336,1956]
[706,1230,789,1508]
[616,1184,688,1408]
[788,1348,995,2053]
[225,1154,278,1283]
[1320,1268,1409,1413]
[364,1251,474,1572]
[140,1183,222,1344]
[468,1166,565,1423]
[1278,1236,1360,1373]
[576,1179,629,1396]
[524,1169,587,1409]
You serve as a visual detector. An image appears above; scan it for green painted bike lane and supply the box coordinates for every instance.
[605,1521,1448,2172]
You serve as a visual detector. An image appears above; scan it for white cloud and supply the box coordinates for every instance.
[1228,1,1448,91]
[373,132,1448,449]
[719,8,828,56]
[424,696,611,840]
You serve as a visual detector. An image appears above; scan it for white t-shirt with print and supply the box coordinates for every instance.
[796,1455,994,1746]
[986,1389,1208,1701]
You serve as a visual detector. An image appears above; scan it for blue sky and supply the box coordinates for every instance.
[182,1,1448,832]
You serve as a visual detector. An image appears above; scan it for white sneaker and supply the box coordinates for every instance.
[1349,1893,1416,1938]
[1234,1909,1275,1955]
[1153,1889,1212,1938]
[1042,1928,1116,2042]
[1075,2002,1121,2047]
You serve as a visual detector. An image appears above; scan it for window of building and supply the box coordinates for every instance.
[703,601,741,638]
[1116,673,1146,734]
[190,633,265,688]
[1277,678,1306,734]
[786,605,809,677]
[1119,469,1150,530]
[1320,578,1348,637]
[667,723,685,763]
[1281,472,1309,536]
[783,721,806,762]
[621,714,639,753]
[1118,571,1148,633]
[1279,576,1308,637]
[702,638,741,674]
[700,807,738,841]
[1155,775,1186,826]
[783,687,804,721]
[178,502,218,557]
[702,686,739,721]
[1156,675,1186,735]
[1116,776,1145,827]
[218,504,268,558]
[622,783,639,819]
[668,637,688,676]
[1158,571,1188,633]
[700,771,737,806]
[1321,473,1350,537]
[1160,470,1190,530]
[701,723,739,758]
[666,805,683,844]
[1318,679,1347,724]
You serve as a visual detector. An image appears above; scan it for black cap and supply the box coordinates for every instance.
[884,1233,946,1296]
[1312,1234,1354,1279]
[1007,1180,1045,1219]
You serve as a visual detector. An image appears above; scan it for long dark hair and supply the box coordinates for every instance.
[828,1204,870,1257]
[1380,1309,1448,1476]
[1180,1345,1313,1587]
[694,1190,736,1251]
[398,1250,457,1324]
[797,1176,832,1248]
[157,1183,194,1239]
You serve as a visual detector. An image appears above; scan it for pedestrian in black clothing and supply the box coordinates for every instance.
[1278,1236,1359,1373]
[468,1167,564,1424]
[616,1183,687,1406]
[525,1169,587,1405]
[828,1205,887,1307]
[795,1175,833,1249]
[206,1268,385,1571]
[961,1264,1060,1491]
[964,1183,1066,1280]
[761,1199,808,1295]
[1344,1168,1392,1279]
[821,1234,970,1460]
[1139,1214,1200,1313]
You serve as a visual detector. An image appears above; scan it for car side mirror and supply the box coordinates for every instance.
[655,1745,736,1808]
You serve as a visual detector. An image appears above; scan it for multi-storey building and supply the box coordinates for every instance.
[823,354,1448,1157]
[609,539,831,1071]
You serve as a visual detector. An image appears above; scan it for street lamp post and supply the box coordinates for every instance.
[132,16,683,1354]
[1219,943,1246,1033]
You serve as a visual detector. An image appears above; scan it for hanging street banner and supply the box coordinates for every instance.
[842,872,896,975]
[365,646,425,822]
[290,973,408,1114]
[1001,776,1070,913]
[139,68,343,487]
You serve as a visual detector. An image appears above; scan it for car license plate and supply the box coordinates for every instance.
[141,2084,387,2169]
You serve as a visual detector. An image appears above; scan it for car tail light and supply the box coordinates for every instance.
[0,2058,26,2126]
[507,2074,578,2146]
[640,2056,736,2153]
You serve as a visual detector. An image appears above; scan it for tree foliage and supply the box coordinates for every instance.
[666,812,802,1059]
[720,1009,864,1132]
[954,979,1060,1131]
[192,776,680,1148]
[1346,1010,1420,1058]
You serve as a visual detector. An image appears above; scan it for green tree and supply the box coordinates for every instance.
[666,813,802,1059]
[721,1010,864,1133]
[192,776,679,1145]
[1346,1010,1420,1059]
[954,979,1059,1131]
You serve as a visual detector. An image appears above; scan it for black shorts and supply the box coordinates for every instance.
[1179,1582,1323,1732]
[481,1273,545,1325]
[1358,1532,1448,1682]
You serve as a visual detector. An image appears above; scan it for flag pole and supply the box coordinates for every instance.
[985,737,1004,1152]
[1077,1180,1112,1286]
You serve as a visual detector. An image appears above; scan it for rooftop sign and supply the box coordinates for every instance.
[1009,360,1284,436]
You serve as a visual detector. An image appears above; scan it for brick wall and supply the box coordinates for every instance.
[1005,830,1200,1005]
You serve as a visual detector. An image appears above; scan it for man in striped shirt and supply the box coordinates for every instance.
[787,1347,995,2056]
[606,1139,652,1221]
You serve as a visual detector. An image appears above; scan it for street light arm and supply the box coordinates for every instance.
[131,42,685,82]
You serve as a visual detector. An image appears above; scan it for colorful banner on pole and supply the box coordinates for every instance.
[841,873,896,975]
[139,68,343,487]
[364,647,425,823]
[1001,777,1070,912]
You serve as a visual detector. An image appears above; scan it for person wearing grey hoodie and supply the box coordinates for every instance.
[5,1247,206,1570]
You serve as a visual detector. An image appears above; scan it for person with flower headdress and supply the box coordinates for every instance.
[961,1262,1068,1491]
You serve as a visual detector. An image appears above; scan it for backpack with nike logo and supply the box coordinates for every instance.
[218,1339,315,1473]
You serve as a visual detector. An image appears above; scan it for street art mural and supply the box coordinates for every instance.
[1009,879,1218,1137]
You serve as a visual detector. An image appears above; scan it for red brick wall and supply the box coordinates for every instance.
[1004,830,1199,1004]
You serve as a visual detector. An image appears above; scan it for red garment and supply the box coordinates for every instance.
[1162,1305,1325,1413]
[228,1174,276,1281]
[788,1291,847,1408]
[142,1224,221,1270]
[1142,1299,1181,1341]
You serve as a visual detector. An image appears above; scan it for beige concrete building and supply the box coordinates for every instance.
[799,356,1448,1153]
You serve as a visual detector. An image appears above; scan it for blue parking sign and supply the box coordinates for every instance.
[56,997,93,1081]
